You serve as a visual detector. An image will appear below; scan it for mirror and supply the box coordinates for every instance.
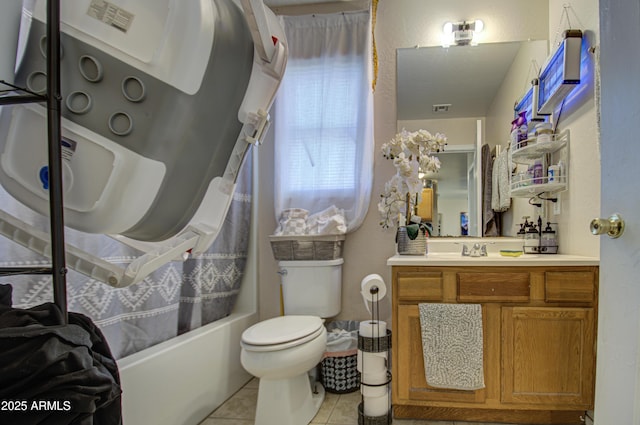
[397,40,548,237]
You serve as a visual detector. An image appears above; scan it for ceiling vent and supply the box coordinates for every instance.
[432,104,451,113]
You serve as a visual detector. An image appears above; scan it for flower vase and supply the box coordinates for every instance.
[396,226,427,255]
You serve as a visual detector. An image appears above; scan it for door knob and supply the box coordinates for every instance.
[590,213,625,239]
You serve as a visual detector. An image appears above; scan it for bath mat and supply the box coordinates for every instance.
[418,303,485,390]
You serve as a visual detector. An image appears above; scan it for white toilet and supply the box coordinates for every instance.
[240,258,343,425]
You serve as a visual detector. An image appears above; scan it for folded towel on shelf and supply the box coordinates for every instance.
[418,303,485,391]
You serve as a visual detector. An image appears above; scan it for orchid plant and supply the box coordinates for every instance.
[378,128,447,233]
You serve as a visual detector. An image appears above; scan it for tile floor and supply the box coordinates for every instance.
[199,378,523,425]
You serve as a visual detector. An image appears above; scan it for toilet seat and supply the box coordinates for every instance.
[241,315,324,352]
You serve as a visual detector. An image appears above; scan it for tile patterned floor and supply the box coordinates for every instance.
[199,378,524,425]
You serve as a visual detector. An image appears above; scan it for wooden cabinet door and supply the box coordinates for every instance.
[501,306,595,408]
[395,304,486,404]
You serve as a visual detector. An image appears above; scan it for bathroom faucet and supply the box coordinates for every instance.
[461,242,488,257]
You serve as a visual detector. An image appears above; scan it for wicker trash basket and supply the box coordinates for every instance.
[269,234,345,261]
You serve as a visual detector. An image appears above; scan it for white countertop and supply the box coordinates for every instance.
[387,252,600,267]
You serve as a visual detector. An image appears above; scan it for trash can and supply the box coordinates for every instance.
[320,320,360,394]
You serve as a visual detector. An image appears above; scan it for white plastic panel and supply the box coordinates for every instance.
[0,105,166,235]
[31,0,215,94]
[0,0,288,287]
[35,0,171,63]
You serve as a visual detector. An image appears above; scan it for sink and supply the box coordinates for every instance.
[427,251,533,258]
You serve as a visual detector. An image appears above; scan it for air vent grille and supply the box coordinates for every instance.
[432,104,451,113]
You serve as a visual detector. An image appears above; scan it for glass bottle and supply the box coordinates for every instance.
[541,222,558,253]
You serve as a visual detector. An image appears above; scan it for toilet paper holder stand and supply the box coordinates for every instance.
[357,283,392,425]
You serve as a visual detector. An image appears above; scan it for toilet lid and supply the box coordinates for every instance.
[241,315,323,346]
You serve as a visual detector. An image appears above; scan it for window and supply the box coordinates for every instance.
[274,11,374,231]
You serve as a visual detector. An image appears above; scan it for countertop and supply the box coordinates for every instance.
[387,252,600,267]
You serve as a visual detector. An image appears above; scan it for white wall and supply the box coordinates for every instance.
[398,117,480,147]
[257,0,599,323]
[540,0,600,256]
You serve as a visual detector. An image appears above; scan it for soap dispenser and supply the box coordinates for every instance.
[524,224,540,254]
[541,222,558,254]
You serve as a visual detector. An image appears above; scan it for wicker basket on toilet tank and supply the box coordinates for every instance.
[269,234,345,261]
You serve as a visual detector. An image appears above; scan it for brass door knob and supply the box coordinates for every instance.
[590,213,625,239]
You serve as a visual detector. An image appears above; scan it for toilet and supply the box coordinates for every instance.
[240,258,343,425]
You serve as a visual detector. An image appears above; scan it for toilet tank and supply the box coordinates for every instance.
[279,258,343,318]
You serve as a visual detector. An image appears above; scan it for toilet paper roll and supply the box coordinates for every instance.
[361,274,386,302]
[363,393,389,417]
[361,274,386,314]
[357,350,387,373]
[361,370,388,386]
[358,320,387,338]
[361,382,388,398]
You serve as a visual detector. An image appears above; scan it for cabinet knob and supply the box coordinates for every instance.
[590,213,625,239]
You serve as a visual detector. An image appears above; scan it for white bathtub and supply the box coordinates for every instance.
[118,305,257,425]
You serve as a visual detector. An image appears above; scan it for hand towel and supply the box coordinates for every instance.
[492,149,511,212]
[418,303,485,390]
[481,144,498,236]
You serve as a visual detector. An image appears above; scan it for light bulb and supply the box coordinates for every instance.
[474,19,484,33]
[443,22,453,35]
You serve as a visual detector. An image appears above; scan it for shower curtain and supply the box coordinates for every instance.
[0,151,253,359]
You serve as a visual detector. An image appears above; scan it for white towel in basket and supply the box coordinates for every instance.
[418,303,485,390]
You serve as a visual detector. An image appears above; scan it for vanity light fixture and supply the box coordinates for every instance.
[442,20,484,47]
[537,29,583,115]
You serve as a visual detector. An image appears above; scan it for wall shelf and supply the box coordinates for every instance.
[511,134,568,161]
[510,130,569,199]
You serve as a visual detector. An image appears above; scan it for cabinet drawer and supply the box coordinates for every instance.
[457,272,530,302]
[545,271,596,303]
[397,272,443,301]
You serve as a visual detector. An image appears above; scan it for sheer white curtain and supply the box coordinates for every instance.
[274,10,374,232]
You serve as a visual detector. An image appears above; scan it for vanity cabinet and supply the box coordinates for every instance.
[391,265,598,424]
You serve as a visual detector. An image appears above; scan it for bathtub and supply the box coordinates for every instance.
[118,303,257,425]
